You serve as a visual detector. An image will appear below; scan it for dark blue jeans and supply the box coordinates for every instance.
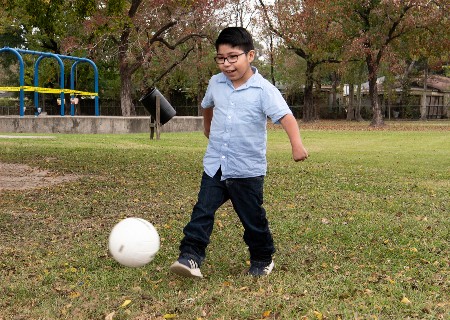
[179,169,275,265]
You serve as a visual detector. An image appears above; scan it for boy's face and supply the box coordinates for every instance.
[215,44,255,88]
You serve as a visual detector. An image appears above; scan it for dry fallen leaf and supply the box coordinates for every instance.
[401,297,411,304]
[163,314,177,319]
[105,311,115,320]
[314,310,323,320]
[120,299,131,308]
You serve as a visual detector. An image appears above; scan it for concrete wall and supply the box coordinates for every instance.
[0,116,203,134]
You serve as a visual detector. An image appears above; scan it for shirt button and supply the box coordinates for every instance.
[221,156,226,159]
[228,116,231,119]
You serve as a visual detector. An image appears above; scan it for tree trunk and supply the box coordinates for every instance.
[197,41,204,116]
[399,60,416,119]
[118,19,136,117]
[197,94,203,117]
[355,66,364,121]
[314,80,321,120]
[355,82,363,121]
[420,61,428,120]
[303,60,316,122]
[367,55,384,127]
[331,72,338,111]
[346,83,355,120]
[269,33,276,85]
[119,66,136,116]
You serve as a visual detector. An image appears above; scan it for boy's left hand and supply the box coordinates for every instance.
[279,114,308,162]
[292,144,308,162]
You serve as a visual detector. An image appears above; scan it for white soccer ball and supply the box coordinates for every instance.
[108,217,160,267]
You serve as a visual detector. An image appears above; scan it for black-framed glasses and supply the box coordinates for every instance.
[214,52,247,64]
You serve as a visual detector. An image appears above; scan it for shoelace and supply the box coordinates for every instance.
[261,262,274,274]
[263,265,271,273]
[188,259,199,269]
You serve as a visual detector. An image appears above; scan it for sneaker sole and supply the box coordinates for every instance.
[170,261,203,279]
[247,261,275,276]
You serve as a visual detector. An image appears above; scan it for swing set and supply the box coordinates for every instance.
[0,47,99,117]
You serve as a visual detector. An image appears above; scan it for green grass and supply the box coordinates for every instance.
[0,121,449,319]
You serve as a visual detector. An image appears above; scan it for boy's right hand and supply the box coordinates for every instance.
[292,144,308,162]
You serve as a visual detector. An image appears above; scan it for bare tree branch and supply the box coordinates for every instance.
[259,0,308,58]
[149,46,196,89]
[152,33,208,50]
[377,5,413,65]
[149,21,178,44]
[258,0,284,39]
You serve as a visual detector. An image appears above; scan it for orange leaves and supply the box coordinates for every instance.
[68,291,81,299]
[262,310,272,318]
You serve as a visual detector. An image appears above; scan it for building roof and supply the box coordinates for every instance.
[348,75,450,96]
[414,75,450,92]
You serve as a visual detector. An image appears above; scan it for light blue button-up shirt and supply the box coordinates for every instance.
[201,67,292,180]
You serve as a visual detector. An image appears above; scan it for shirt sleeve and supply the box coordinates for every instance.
[261,83,292,124]
[201,77,215,109]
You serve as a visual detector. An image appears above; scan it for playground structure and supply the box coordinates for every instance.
[0,47,99,117]
[0,47,180,139]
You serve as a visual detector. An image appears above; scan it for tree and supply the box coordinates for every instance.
[220,0,258,29]
[338,0,449,126]
[1,0,102,106]
[340,60,366,121]
[0,4,26,85]
[75,0,226,116]
[2,0,92,53]
[258,0,344,122]
[146,0,259,116]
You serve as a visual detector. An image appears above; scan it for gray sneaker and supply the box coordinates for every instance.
[248,260,274,276]
[170,257,203,279]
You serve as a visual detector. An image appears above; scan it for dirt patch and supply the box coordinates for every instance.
[0,162,79,190]
[0,135,57,139]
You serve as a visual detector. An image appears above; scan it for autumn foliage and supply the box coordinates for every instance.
[1,0,449,121]
[258,0,449,125]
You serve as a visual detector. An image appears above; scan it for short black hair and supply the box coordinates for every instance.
[215,27,254,52]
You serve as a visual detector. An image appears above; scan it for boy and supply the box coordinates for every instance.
[170,27,308,278]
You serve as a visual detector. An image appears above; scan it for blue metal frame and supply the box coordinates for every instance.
[0,47,99,116]
[0,47,26,116]
[69,58,99,116]
[32,53,65,116]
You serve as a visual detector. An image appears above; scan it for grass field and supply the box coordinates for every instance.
[0,120,449,319]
